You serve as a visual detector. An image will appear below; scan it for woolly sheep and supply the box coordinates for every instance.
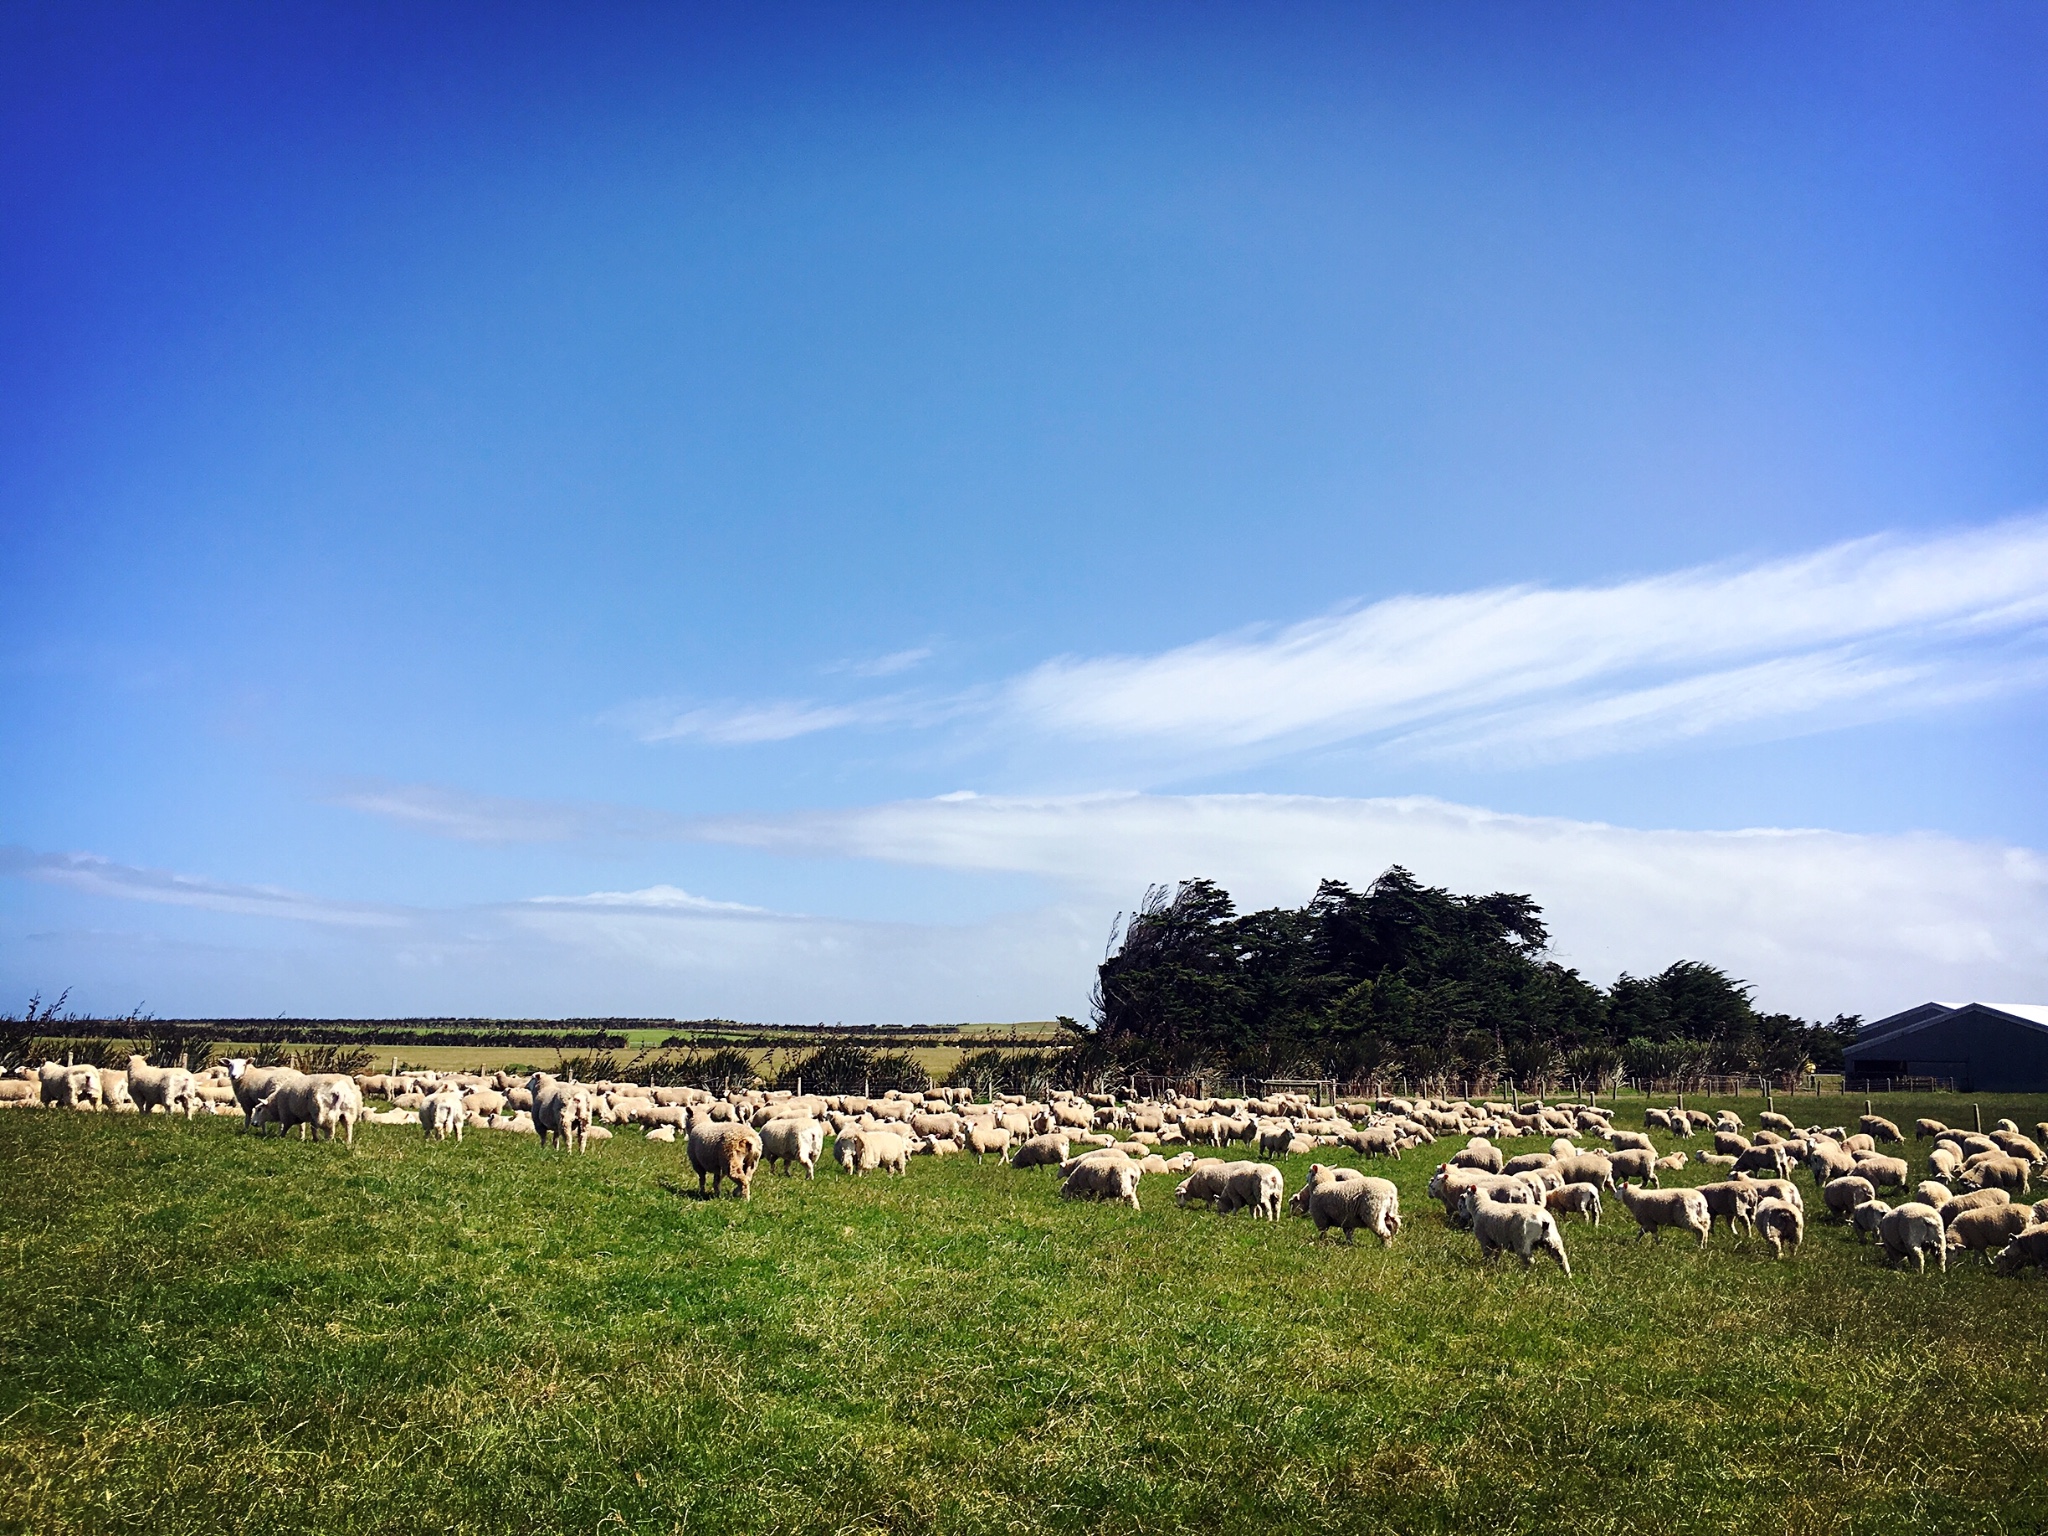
[1696,1179,1762,1237]
[1451,1139,1504,1173]
[39,1062,103,1111]
[760,1117,825,1178]
[1822,1175,1878,1221]
[1877,1202,1947,1272]
[1913,1181,1952,1209]
[1292,1164,1401,1245]
[1607,1148,1660,1187]
[1552,1152,1616,1191]
[1732,1144,1793,1178]
[227,1060,306,1132]
[1342,1126,1402,1159]
[1992,1222,2048,1277]
[1849,1199,1890,1243]
[1914,1118,1949,1140]
[1938,1187,2010,1225]
[1463,1190,1571,1276]
[645,1124,676,1143]
[835,1128,910,1178]
[1852,1154,1908,1192]
[529,1076,593,1153]
[1545,1183,1602,1225]
[1753,1196,1804,1259]
[1614,1183,1710,1248]
[1758,1111,1796,1136]
[1858,1114,1904,1145]
[1928,1146,1964,1183]
[963,1123,1012,1164]
[1214,1162,1285,1220]
[1174,1158,1235,1207]
[123,1055,199,1119]
[1947,1204,2032,1262]
[421,1089,466,1143]
[1060,1152,1142,1210]
[1011,1132,1070,1170]
[688,1118,764,1198]
[1608,1129,1656,1153]
[251,1074,362,1145]
[1956,1155,2031,1195]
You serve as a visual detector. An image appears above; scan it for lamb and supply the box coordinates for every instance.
[1696,1179,1762,1237]
[688,1117,764,1198]
[1451,1138,1504,1173]
[1462,1190,1571,1276]
[528,1076,593,1153]
[1292,1164,1401,1245]
[1938,1187,2011,1225]
[1849,1199,1890,1243]
[1877,1202,1947,1272]
[1550,1152,1616,1191]
[1213,1162,1285,1220]
[963,1123,1012,1164]
[1607,1148,1660,1187]
[1010,1132,1071,1170]
[1956,1155,2031,1195]
[1758,1111,1796,1136]
[1992,1222,2048,1277]
[227,1059,307,1132]
[1341,1126,1401,1159]
[645,1124,676,1143]
[1859,1114,1905,1145]
[1822,1175,1878,1221]
[835,1128,910,1177]
[38,1061,103,1111]
[1174,1159,1236,1208]
[1545,1183,1602,1225]
[1753,1196,1804,1259]
[1852,1154,1908,1192]
[421,1089,467,1143]
[1060,1152,1142,1210]
[250,1074,363,1145]
[759,1117,825,1178]
[1807,1141,1856,1183]
[1946,1204,2032,1262]
[1614,1183,1711,1248]
[123,1055,199,1119]
[1731,1144,1793,1179]
[1654,1152,1688,1175]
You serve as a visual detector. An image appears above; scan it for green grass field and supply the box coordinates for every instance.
[2,1092,2044,1535]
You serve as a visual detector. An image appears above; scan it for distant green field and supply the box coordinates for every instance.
[2,1091,2043,1535]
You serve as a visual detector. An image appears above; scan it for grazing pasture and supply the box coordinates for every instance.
[2,1092,2044,1536]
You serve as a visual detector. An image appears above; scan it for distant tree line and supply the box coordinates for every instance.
[1083,869,1861,1090]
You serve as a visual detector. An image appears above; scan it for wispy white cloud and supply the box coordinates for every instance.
[525,884,766,913]
[0,847,404,928]
[1003,515,2048,766]
[326,781,687,843]
[606,516,2048,771]
[825,646,934,679]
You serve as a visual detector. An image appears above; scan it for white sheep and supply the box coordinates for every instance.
[1010,1132,1070,1170]
[123,1055,199,1119]
[1463,1190,1571,1276]
[1614,1183,1710,1248]
[1877,1202,1947,1272]
[527,1075,594,1153]
[760,1117,825,1178]
[226,1060,306,1133]
[1753,1196,1804,1258]
[251,1074,363,1145]
[1821,1175,1877,1222]
[645,1125,677,1143]
[688,1116,764,1198]
[1213,1162,1285,1220]
[834,1128,910,1178]
[1292,1164,1400,1245]
[963,1123,1012,1164]
[1544,1183,1602,1225]
[1060,1151,1142,1210]
[421,1088,467,1143]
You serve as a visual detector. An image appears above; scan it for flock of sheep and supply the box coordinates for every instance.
[8,1054,2047,1277]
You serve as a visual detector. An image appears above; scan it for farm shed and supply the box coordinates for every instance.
[1845,1002,2048,1092]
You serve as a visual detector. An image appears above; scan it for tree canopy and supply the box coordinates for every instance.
[1086,868,1855,1087]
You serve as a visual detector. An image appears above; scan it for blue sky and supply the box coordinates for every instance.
[4,2,2046,1022]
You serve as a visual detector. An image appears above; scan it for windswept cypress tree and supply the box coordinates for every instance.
[1087,867,1826,1086]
